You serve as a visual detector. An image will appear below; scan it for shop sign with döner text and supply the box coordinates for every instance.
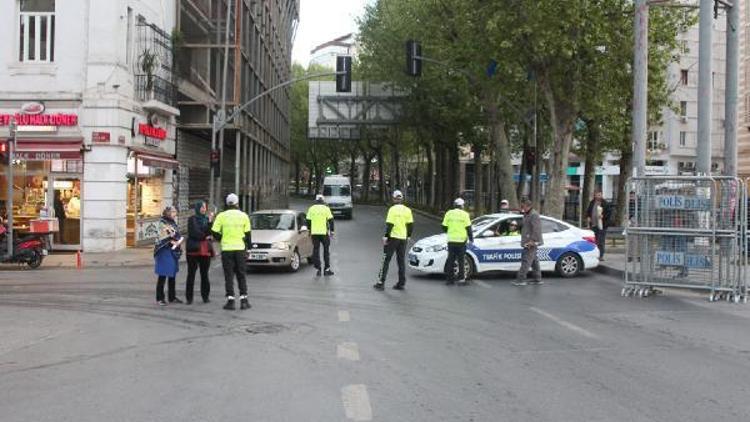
[0,113,78,126]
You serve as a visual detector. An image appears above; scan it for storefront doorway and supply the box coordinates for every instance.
[47,174,81,250]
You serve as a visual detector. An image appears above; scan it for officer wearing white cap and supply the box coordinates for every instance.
[500,199,510,212]
[375,190,413,290]
[211,193,252,310]
[442,197,473,285]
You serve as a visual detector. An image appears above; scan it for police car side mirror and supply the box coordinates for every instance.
[299,225,309,233]
[480,230,494,238]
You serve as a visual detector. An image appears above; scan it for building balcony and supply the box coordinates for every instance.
[135,74,180,117]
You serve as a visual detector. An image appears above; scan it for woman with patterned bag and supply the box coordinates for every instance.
[185,201,214,304]
[154,206,184,306]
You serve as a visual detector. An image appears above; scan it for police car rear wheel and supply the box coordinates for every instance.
[556,253,582,278]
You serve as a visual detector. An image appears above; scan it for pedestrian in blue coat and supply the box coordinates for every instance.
[154,206,184,305]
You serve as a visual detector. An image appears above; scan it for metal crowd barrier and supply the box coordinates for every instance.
[623,176,746,303]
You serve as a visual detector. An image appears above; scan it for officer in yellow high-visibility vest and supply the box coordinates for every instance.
[442,198,474,285]
[306,194,335,277]
[211,193,252,311]
[375,190,414,291]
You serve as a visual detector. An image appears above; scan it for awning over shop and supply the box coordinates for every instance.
[14,138,83,160]
[140,154,178,169]
[130,148,179,170]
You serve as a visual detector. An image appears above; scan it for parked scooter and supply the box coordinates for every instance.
[0,221,48,269]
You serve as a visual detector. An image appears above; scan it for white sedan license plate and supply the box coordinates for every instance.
[249,253,267,260]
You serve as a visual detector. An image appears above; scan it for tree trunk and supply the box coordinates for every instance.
[488,146,497,212]
[581,119,600,226]
[435,143,444,209]
[473,143,483,215]
[425,140,434,208]
[487,100,518,209]
[362,152,372,203]
[349,150,357,193]
[391,142,401,191]
[517,129,529,201]
[294,160,301,196]
[376,144,386,203]
[615,144,633,227]
[542,83,576,220]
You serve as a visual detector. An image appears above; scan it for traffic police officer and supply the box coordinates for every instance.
[307,194,335,276]
[442,198,473,285]
[375,190,414,290]
[211,193,252,310]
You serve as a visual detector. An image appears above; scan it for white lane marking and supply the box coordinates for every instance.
[338,310,351,322]
[212,261,222,270]
[341,384,373,421]
[529,307,598,339]
[474,280,492,288]
[337,342,360,361]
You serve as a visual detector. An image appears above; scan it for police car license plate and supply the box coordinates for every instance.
[249,253,267,261]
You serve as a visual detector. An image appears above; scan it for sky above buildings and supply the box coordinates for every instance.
[292,0,373,66]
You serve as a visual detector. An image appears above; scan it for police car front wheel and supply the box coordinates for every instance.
[452,255,476,280]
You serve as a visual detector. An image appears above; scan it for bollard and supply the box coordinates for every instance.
[76,250,83,270]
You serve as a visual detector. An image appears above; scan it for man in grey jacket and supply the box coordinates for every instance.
[513,198,544,286]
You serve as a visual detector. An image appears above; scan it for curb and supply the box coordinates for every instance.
[593,264,625,278]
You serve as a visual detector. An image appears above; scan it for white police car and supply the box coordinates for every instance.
[408,213,600,278]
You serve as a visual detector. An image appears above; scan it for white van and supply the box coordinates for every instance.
[322,175,353,219]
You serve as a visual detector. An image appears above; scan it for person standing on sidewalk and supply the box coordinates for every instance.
[185,201,214,304]
[513,198,544,286]
[374,190,414,291]
[586,191,611,260]
[154,206,184,305]
[211,194,252,311]
[307,194,335,277]
[443,198,473,285]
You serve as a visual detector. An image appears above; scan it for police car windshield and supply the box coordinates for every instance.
[251,213,295,230]
[471,216,496,229]
[323,185,350,196]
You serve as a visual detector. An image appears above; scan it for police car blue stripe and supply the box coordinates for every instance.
[469,240,595,264]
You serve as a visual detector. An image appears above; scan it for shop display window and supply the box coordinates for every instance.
[0,159,82,247]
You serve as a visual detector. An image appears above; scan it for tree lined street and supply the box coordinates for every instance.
[2,202,750,421]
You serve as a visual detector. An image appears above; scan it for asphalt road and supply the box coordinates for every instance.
[2,202,750,421]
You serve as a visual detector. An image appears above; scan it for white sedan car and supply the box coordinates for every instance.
[408,213,600,279]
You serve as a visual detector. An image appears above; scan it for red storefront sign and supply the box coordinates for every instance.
[0,113,78,126]
[92,131,111,143]
[138,123,167,140]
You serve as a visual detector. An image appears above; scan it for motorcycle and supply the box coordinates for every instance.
[0,224,48,269]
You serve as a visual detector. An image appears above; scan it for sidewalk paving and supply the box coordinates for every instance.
[594,248,626,278]
[39,247,155,269]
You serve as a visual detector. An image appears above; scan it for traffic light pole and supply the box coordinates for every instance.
[6,118,16,259]
[207,70,345,209]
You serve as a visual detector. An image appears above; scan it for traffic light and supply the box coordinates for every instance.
[0,141,7,165]
[406,40,422,77]
[336,56,352,93]
[210,149,220,176]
